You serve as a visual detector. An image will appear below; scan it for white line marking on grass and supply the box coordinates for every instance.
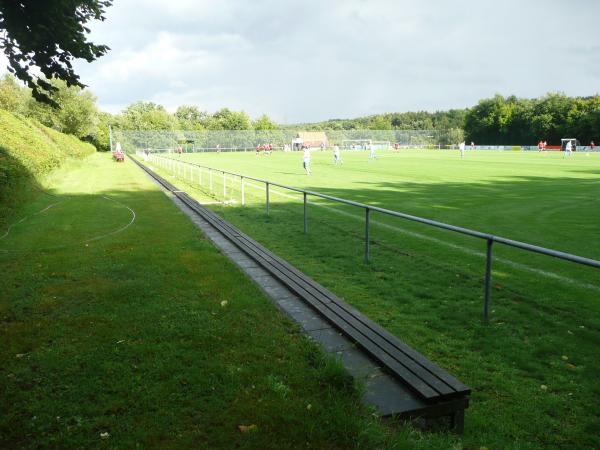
[242,180,600,293]
[0,200,66,240]
[0,196,136,253]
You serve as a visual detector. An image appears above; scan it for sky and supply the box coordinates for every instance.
[3,0,600,123]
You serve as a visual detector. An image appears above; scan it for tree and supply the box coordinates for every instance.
[25,79,98,138]
[253,114,278,130]
[369,116,392,130]
[90,111,117,151]
[0,0,112,107]
[0,73,27,113]
[175,105,207,130]
[121,101,177,131]
[211,108,252,130]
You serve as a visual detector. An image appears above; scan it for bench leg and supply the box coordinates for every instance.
[451,409,464,434]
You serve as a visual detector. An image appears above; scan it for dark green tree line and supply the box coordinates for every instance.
[464,93,600,145]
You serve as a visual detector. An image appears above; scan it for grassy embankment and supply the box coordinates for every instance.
[0,109,95,227]
[147,149,600,449]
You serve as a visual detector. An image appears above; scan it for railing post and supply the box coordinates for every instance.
[303,192,308,234]
[209,169,213,192]
[484,238,494,321]
[365,207,370,263]
[241,176,245,206]
[266,182,270,215]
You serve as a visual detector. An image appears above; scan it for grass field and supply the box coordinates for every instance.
[146,148,600,448]
[3,153,451,449]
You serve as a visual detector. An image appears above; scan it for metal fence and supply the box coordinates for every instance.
[137,152,600,321]
[115,129,458,152]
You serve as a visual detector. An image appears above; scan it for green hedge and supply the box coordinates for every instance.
[0,109,95,224]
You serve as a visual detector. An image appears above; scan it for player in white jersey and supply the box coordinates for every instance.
[333,144,342,165]
[564,140,572,158]
[368,143,377,160]
[459,141,466,159]
[303,146,311,175]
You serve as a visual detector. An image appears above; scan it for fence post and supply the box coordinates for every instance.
[266,182,270,215]
[365,207,370,263]
[303,192,308,234]
[209,169,213,192]
[241,176,245,206]
[483,238,494,321]
[223,171,227,198]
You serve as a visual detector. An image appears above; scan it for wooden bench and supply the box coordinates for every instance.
[132,157,471,432]
[113,151,124,162]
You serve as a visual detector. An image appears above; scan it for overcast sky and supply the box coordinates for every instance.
[3,0,599,122]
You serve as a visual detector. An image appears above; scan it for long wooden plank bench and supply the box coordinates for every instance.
[133,157,471,431]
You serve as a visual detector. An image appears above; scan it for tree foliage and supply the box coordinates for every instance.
[253,114,278,131]
[0,74,97,138]
[293,109,467,133]
[464,93,600,144]
[121,101,177,131]
[0,73,27,113]
[26,79,98,138]
[0,0,112,107]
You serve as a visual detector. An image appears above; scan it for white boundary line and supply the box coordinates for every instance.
[0,200,66,240]
[0,196,136,253]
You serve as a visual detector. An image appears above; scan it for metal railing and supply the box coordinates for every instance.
[139,152,600,321]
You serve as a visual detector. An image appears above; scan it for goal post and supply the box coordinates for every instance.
[371,140,391,149]
[341,139,371,150]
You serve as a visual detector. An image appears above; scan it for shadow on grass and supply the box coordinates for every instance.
[0,144,54,228]
[179,166,600,448]
[2,180,410,449]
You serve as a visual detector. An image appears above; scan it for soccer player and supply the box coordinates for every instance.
[320,142,325,151]
[564,140,572,158]
[471,141,475,150]
[303,145,311,175]
[368,142,377,160]
[590,140,595,151]
[333,144,342,165]
[459,141,466,159]
[538,140,544,152]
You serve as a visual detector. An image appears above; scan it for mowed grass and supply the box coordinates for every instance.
[149,148,600,449]
[1,152,452,449]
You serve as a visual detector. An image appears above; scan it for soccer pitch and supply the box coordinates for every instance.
[177,148,599,255]
[150,148,600,447]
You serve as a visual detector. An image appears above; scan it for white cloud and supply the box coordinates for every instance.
[3,0,600,121]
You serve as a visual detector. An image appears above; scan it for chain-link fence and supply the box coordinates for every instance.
[113,129,457,153]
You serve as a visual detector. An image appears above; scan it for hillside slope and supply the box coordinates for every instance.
[0,109,95,224]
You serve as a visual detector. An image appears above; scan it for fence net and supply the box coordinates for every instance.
[114,129,455,152]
